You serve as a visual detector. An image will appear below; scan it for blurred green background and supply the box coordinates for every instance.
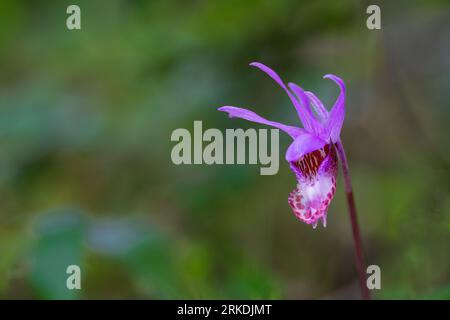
[0,0,449,299]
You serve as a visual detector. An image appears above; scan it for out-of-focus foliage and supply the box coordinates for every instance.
[0,0,449,299]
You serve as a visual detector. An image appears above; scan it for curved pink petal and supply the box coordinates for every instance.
[324,74,346,142]
[249,62,318,133]
[287,82,318,126]
[218,106,305,139]
[285,132,327,162]
[288,143,338,228]
[305,91,329,122]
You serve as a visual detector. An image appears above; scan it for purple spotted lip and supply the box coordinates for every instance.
[218,62,346,228]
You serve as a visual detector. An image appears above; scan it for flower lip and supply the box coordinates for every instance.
[292,144,334,180]
[285,133,327,162]
[288,143,338,227]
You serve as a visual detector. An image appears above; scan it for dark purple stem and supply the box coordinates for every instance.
[336,141,371,300]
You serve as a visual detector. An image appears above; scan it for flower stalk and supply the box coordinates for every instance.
[336,141,371,300]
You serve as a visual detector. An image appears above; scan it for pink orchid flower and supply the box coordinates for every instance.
[218,62,345,228]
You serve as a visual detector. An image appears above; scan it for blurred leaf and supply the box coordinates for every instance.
[29,209,86,299]
[88,218,179,298]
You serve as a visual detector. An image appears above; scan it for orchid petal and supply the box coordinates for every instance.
[324,74,346,142]
[218,106,305,139]
[289,83,330,139]
[285,132,327,162]
[305,91,329,122]
[249,62,318,133]
[287,82,318,123]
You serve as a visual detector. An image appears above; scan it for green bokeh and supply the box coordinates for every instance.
[0,0,449,299]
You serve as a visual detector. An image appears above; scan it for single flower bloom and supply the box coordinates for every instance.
[218,62,346,228]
